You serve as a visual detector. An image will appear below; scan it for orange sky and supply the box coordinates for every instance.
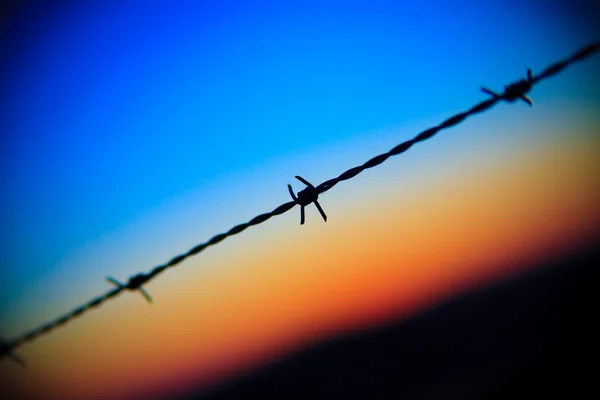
[2,125,600,400]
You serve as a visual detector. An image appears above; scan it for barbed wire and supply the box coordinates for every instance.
[2,40,598,365]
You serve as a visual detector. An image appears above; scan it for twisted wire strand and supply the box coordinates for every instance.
[315,41,599,195]
[2,40,598,361]
[4,200,296,351]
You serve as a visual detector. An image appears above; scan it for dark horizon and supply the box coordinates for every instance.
[179,237,598,400]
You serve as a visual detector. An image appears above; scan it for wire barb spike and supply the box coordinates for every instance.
[481,68,534,106]
[1,336,25,367]
[288,175,327,225]
[106,274,153,303]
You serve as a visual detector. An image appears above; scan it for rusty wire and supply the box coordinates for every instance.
[2,40,598,364]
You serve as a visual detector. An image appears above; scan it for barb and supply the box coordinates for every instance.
[1,337,25,367]
[106,275,153,303]
[481,68,534,106]
[288,176,327,225]
[2,40,598,362]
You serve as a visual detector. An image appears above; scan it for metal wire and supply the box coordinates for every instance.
[2,40,598,364]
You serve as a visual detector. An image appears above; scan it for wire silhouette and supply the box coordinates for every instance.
[1,40,598,365]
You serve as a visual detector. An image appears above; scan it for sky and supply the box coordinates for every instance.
[1,1,599,399]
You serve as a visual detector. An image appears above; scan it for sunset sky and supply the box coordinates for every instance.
[1,1,599,399]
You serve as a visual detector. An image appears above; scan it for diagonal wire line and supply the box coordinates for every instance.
[2,40,598,362]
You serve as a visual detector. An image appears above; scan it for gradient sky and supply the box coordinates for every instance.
[1,1,599,399]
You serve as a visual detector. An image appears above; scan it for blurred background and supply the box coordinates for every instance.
[1,1,599,399]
